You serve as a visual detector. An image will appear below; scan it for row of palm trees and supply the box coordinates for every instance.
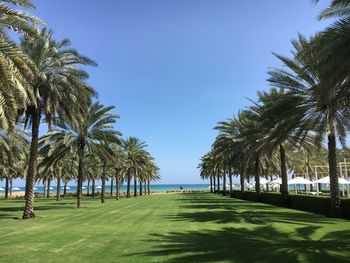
[199,1,350,217]
[0,0,159,219]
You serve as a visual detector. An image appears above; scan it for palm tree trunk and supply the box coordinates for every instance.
[210,176,213,193]
[110,177,114,196]
[126,173,131,198]
[240,163,245,192]
[217,175,220,194]
[56,170,61,201]
[77,148,84,208]
[43,179,46,198]
[147,179,150,195]
[134,176,137,197]
[101,161,106,204]
[280,144,288,198]
[92,178,95,198]
[255,154,261,197]
[5,176,9,199]
[328,128,340,217]
[9,177,12,197]
[139,179,143,196]
[229,173,233,194]
[115,171,120,200]
[87,178,90,196]
[46,177,51,198]
[22,109,40,219]
[144,180,147,195]
[223,172,227,196]
[63,181,67,197]
[213,175,216,193]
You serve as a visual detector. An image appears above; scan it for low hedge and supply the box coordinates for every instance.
[230,190,259,202]
[289,194,331,215]
[229,190,350,219]
[260,192,286,207]
[341,198,350,219]
[230,190,245,199]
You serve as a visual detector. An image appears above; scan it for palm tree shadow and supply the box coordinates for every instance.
[167,194,336,225]
[135,226,350,262]
[136,194,349,262]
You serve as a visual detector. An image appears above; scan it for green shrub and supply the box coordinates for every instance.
[340,198,350,219]
[289,194,330,216]
[230,190,244,199]
[228,190,350,219]
[244,191,259,202]
[260,192,285,207]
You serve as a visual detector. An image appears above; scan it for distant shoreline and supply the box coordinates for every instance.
[0,184,211,194]
[0,189,210,198]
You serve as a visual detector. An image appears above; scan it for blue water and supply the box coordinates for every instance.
[1,183,336,193]
[0,184,210,193]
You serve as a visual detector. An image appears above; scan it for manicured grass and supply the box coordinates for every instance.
[0,193,349,262]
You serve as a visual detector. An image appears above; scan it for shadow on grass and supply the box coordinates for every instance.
[166,195,336,225]
[0,200,77,219]
[136,194,350,262]
[137,226,350,263]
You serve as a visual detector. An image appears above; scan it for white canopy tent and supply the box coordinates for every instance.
[268,178,282,191]
[259,178,270,185]
[251,178,270,185]
[249,178,270,191]
[315,176,350,185]
[288,177,313,185]
[288,177,313,194]
[269,178,282,185]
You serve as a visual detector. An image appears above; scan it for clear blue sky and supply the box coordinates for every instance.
[13,0,333,186]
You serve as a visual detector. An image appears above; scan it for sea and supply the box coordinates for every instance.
[0,184,210,193]
[0,183,334,193]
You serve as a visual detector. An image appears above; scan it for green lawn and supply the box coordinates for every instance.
[0,193,349,263]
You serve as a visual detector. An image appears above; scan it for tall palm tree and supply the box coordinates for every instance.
[198,150,221,193]
[122,137,147,198]
[20,28,96,219]
[112,146,126,200]
[39,102,121,208]
[99,144,117,204]
[0,129,28,198]
[0,0,42,129]
[312,0,350,88]
[249,88,318,200]
[198,153,213,192]
[268,34,350,216]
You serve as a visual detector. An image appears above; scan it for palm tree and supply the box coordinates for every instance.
[99,145,117,203]
[198,150,221,193]
[0,0,43,130]
[112,147,126,200]
[248,88,318,200]
[39,102,121,208]
[20,28,96,218]
[137,151,159,196]
[312,1,350,89]
[268,35,350,216]
[0,129,28,198]
[83,153,99,198]
[146,162,160,195]
[198,153,215,193]
[122,137,147,198]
